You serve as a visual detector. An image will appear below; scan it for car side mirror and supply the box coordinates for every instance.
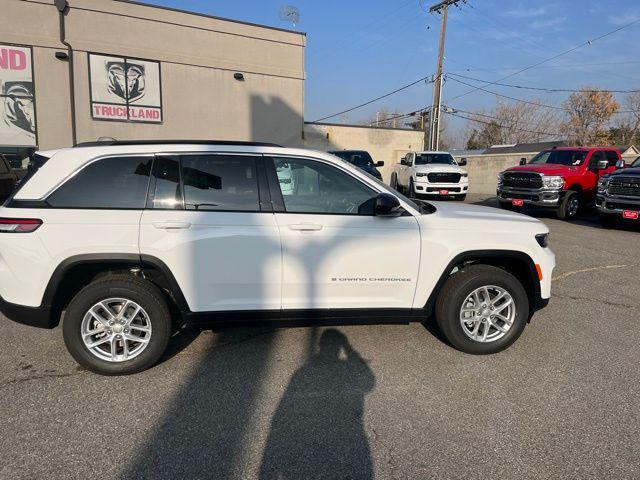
[519,158,527,166]
[375,161,384,167]
[596,159,609,170]
[615,159,626,169]
[374,193,403,217]
[400,158,407,166]
[458,158,467,166]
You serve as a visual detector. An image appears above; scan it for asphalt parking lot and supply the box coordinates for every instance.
[1,195,638,480]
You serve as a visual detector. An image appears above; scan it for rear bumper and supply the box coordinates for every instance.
[0,295,54,329]
[497,186,564,207]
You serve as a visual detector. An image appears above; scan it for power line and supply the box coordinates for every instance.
[445,75,634,114]
[444,16,640,104]
[447,72,640,94]
[312,75,434,123]
[447,59,640,73]
[444,110,561,137]
[445,106,559,129]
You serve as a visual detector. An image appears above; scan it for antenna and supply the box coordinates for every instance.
[278,5,300,28]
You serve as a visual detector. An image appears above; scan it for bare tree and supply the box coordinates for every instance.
[464,100,561,149]
[560,87,619,145]
[610,91,640,145]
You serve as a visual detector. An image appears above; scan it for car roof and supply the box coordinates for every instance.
[545,147,619,151]
[15,144,366,200]
[414,151,453,155]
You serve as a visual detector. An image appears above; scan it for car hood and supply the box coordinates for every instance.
[608,167,640,177]
[505,164,577,176]
[420,201,548,234]
[414,164,465,173]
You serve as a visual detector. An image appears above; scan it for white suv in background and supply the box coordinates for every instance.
[391,151,469,200]
[0,141,554,375]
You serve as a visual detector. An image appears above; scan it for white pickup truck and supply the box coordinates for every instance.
[391,151,469,201]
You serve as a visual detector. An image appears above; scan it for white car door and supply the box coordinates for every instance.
[139,154,281,312]
[266,155,421,311]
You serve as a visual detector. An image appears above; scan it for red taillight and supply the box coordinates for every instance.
[0,218,42,233]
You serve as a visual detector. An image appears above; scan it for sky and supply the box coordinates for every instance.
[144,0,640,138]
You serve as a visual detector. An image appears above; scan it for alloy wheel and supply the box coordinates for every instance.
[81,298,152,362]
[459,285,515,343]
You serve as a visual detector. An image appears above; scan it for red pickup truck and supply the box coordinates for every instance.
[496,147,624,220]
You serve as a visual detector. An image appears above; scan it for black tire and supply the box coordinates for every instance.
[63,274,172,375]
[435,264,530,355]
[455,194,467,202]
[599,212,618,229]
[409,178,417,198]
[499,201,514,211]
[557,191,580,221]
[390,173,398,190]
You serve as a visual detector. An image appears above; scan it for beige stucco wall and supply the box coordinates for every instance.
[303,123,425,182]
[3,0,305,149]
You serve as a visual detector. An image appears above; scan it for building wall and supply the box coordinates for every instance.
[3,0,305,149]
[303,123,425,182]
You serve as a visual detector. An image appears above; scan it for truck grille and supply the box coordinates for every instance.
[427,172,461,183]
[608,177,640,197]
[501,172,542,189]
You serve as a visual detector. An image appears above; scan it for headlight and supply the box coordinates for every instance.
[598,177,610,192]
[415,172,427,177]
[535,233,549,248]
[541,176,564,189]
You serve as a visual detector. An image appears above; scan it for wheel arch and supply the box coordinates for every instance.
[424,250,541,318]
[42,254,190,328]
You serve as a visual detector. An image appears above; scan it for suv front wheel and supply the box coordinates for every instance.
[435,265,529,354]
[63,274,172,375]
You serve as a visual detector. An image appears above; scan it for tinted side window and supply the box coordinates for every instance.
[272,157,376,215]
[152,156,182,209]
[47,156,151,209]
[181,155,260,211]
[605,150,619,166]
[588,151,606,168]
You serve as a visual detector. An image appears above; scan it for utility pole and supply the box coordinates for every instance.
[428,0,462,150]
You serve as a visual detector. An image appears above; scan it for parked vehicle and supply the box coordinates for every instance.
[328,150,383,180]
[497,147,623,220]
[597,155,640,228]
[0,140,554,375]
[391,151,468,201]
[0,155,19,202]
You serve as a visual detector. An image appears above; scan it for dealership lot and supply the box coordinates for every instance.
[0,195,638,480]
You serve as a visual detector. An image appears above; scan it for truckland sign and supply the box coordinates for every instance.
[0,45,36,147]
[89,53,162,123]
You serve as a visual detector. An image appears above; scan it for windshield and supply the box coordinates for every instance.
[632,156,640,168]
[414,153,456,166]
[330,151,375,168]
[529,150,587,166]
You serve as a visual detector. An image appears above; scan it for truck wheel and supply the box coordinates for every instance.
[599,213,618,229]
[557,191,580,220]
[63,274,172,375]
[409,178,417,198]
[390,173,398,190]
[435,264,529,354]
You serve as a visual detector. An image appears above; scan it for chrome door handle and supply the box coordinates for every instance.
[152,221,192,230]
[288,223,323,232]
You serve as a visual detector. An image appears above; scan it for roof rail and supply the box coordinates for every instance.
[73,140,283,148]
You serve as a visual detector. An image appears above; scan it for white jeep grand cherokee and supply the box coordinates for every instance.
[391,151,469,200]
[0,141,554,375]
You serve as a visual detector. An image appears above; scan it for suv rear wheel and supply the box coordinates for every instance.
[63,274,171,375]
[435,265,529,354]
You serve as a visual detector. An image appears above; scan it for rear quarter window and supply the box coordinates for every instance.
[47,156,152,209]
